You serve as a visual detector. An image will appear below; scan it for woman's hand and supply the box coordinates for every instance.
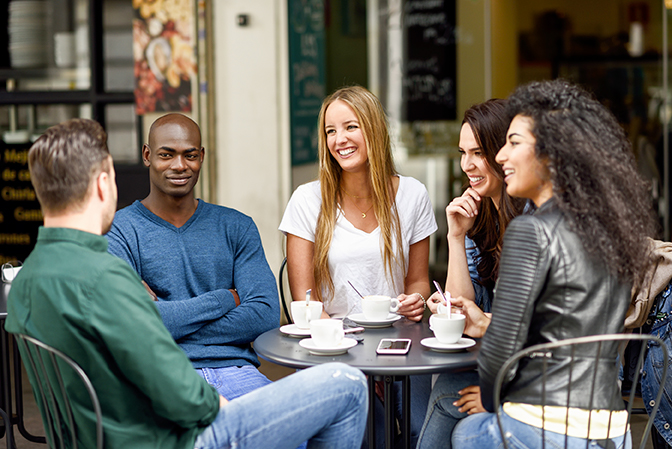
[427,291,445,314]
[450,296,490,338]
[454,385,485,415]
[446,188,481,239]
[396,292,425,322]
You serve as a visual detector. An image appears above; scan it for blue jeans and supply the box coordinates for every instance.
[196,365,272,400]
[194,362,368,449]
[452,407,632,449]
[415,369,480,449]
[197,365,306,449]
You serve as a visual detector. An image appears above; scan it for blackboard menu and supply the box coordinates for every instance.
[0,141,42,265]
[403,0,457,121]
[288,0,326,166]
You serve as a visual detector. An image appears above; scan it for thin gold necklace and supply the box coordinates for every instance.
[341,188,371,200]
[342,189,373,218]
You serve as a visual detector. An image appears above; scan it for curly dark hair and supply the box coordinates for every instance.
[463,99,527,292]
[505,79,657,282]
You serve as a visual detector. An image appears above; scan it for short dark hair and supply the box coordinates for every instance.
[29,119,110,214]
[506,79,657,282]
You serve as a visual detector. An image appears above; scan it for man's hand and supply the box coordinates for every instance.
[142,281,158,301]
[454,385,485,415]
[229,289,240,307]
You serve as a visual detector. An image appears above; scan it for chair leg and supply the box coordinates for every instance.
[0,407,15,449]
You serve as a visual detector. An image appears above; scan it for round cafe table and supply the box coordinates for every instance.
[253,317,479,449]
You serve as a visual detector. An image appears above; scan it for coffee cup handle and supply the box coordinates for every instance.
[390,298,401,313]
[429,314,435,329]
[437,303,448,315]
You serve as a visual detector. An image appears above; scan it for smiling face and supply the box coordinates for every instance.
[324,100,368,173]
[496,115,553,207]
[143,117,204,200]
[459,123,502,202]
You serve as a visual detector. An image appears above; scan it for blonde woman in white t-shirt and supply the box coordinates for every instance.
[279,85,437,449]
[279,85,436,320]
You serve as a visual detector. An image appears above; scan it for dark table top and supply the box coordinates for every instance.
[254,318,479,376]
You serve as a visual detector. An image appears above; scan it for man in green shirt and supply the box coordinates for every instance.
[6,118,367,449]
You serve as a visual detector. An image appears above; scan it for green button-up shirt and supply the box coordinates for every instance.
[5,227,220,448]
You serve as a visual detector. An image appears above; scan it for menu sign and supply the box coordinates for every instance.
[403,0,457,121]
[288,0,326,166]
[0,141,42,265]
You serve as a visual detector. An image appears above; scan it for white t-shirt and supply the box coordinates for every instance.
[279,175,438,318]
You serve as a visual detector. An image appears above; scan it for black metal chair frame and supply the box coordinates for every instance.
[279,257,293,324]
[0,406,13,449]
[494,333,668,449]
[15,334,103,449]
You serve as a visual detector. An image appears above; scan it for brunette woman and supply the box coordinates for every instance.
[450,79,656,448]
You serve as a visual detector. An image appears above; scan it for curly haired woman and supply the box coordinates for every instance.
[437,79,656,448]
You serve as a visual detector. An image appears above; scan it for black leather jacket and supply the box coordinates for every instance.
[479,198,630,412]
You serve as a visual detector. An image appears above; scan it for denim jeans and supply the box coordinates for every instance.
[194,362,368,449]
[452,407,632,449]
[197,366,307,449]
[642,282,672,446]
[415,369,480,449]
[196,365,272,401]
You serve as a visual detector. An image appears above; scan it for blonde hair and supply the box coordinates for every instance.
[313,85,403,302]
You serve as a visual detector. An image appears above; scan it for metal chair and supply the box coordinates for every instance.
[278,257,293,324]
[0,406,14,449]
[494,333,668,449]
[14,334,103,449]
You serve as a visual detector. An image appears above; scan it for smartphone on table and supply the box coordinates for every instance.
[376,338,411,355]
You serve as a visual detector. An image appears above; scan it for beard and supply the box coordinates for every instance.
[101,187,117,235]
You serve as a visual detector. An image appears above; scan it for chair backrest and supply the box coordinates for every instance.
[14,334,103,449]
[494,333,667,449]
[279,257,293,324]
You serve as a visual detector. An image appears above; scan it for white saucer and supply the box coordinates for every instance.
[421,337,476,353]
[279,324,311,338]
[299,338,358,355]
[347,313,403,328]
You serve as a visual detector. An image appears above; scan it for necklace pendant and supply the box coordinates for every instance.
[362,213,366,218]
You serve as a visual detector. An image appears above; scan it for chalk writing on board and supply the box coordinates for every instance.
[1,142,42,264]
[288,0,325,165]
[403,0,456,121]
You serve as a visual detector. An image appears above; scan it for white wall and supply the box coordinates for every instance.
[212,0,291,275]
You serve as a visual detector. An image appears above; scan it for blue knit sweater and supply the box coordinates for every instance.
[105,200,280,368]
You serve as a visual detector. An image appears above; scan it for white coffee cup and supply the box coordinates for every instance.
[310,319,344,348]
[291,301,324,329]
[1,265,21,284]
[429,314,466,344]
[362,295,401,321]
